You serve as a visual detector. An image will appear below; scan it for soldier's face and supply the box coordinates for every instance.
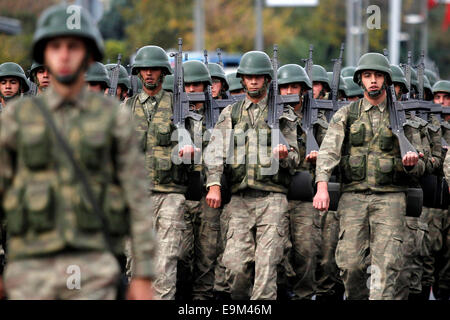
[36,68,50,88]
[88,82,104,93]
[280,83,302,96]
[211,78,223,98]
[312,82,324,99]
[0,77,20,97]
[241,75,266,92]
[434,92,450,107]
[361,70,385,93]
[139,68,162,86]
[44,37,88,80]
[394,84,402,97]
[185,82,205,93]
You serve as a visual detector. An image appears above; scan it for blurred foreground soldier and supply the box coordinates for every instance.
[105,64,131,101]
[29,62,51,95]
[313,52,422,300]
[343,76,364,102]
[125,45,198,300]
[311,65,331,100]
[226,72,244,95]
[85,62,110,94]
[277,63,322,300]
[207,63,229,99]
[0,4,156,300]
[205,51,299,299]
[0,63,30,108]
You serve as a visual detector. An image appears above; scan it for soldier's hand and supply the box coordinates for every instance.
[206,185,222,208]
[402,151,419,167]
[127,277,154,300]
[273,144,290,160]
[313,181,330,211]
[179,145,199,160]
[306,150,318,163]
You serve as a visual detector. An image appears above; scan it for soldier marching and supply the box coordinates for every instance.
[0,3,449,301]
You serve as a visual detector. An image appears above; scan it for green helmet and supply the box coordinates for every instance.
[236,51,273,80]
[390,65,409,93]
[105,64,131,90]
[425,69,438,87]
[341,66,356,78]
[312,65,331,91]
[131,46,172,76]
[32,4,104,64]
[85,62,110,88]
[162,74,174,92]
[353,52,392,85]
[30,61,45,75]
[410,68,418,90]
[326,72,347,92]
[208,63,229,91]
[0,62,30,92]
[432,80,450,94]
[183,60,212,85]
[423,75,432,97]
[277,64,312,89]
[343,76,364,97]
[226,72,243,92]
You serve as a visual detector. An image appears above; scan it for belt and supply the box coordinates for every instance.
[353,189,375,195]
[238,188,271,198]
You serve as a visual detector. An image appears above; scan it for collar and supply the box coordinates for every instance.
[138,88,164,105]
[243,94,268,111]
[362,97,386,112]
[44,86,88,111]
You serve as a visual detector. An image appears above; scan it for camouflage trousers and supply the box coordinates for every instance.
[191,197,221,300]
[214,203,231,294]
[433,209,450,299]
[4,251,119,300]
[152,192,190,300]
[222,190,289,300]
[315,210,345,299]
[420,207,445,288]
[285,200,322,300]
[336,192,406,300]
[395,216,429,299]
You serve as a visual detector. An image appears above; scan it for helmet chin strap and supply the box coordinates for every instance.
[241,78,269,98]
[50,55,90,86]
[139,73,164,90]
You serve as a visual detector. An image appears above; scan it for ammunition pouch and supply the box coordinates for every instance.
[406,188,423,217]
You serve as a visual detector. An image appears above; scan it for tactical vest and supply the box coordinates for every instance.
[3,94,129,261]
[340,100,410,193]
[227,99,296,194]
[127,90,191,193]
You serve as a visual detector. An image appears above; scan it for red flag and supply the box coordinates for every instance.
[443,3,450,31]
[428,0,438,9]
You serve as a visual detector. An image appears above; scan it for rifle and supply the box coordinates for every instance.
[330,43,345,113]
[417,50,425,101]
[107,54,122,97]
[27,81,38,96]
[170,38,202,162]
[217,48,224,67]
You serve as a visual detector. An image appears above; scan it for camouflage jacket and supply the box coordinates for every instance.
[316,97,424,193]
[124,89,196,194]
[444,152,450,184]
[205,94,300,194]
[0,87,156,279]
